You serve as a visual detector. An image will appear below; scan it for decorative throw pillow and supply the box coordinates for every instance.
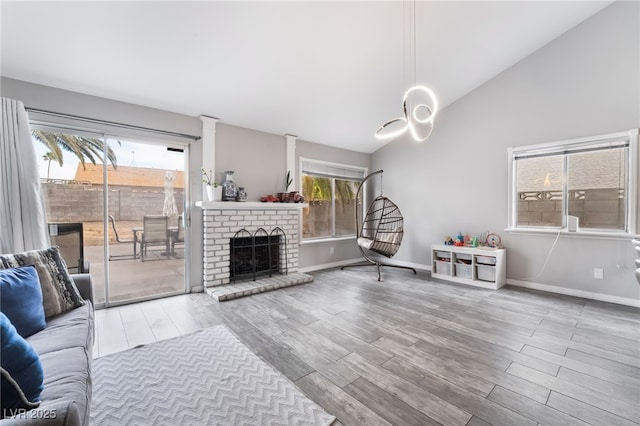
[0,266,46,338]
[0,312,44,417]
[0,246,85,319]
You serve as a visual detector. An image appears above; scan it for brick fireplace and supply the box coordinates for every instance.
[196,201,312,301]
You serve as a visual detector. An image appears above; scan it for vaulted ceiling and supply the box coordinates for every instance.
[1,1,612,153]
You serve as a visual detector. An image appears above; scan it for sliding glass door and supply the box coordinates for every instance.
[32,126,189,307]
[102,137,187,304]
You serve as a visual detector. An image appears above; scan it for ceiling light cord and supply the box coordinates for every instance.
[403,0,408,91]
[412,0,416,88]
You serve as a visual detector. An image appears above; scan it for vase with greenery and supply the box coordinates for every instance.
[278,170,294,202]
[201,168,221,201]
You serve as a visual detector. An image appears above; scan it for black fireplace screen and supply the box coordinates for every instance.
[230,227,287,282]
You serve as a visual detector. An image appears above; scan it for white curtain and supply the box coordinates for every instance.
[0,97,50,253]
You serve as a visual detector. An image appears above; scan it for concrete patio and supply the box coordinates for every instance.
[85,243,185,306]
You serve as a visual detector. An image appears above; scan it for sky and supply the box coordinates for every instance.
[34,137,184,180]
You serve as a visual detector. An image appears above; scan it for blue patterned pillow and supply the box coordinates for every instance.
[0,312,44,417]
[0,247,84,319]
[0,266,46,338]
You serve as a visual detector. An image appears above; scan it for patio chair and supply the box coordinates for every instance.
[140,215,170,262]
[108,215,138,260]
[170,215,184,257]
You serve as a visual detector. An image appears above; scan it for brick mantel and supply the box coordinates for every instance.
[196,201,307,210]
[196,201,307,288]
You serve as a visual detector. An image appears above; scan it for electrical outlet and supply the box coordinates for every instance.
[593,268,604,280]
[329,246,334,255]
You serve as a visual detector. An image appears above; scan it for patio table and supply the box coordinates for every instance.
[168,226,179,257]
[132,226,143,259]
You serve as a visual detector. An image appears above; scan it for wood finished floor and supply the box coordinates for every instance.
[94,268,640,426]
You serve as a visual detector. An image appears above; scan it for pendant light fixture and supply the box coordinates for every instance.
[375,0,438,142]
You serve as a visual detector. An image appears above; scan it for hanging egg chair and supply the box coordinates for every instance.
[359,196,404,258]
[342,170,416,281]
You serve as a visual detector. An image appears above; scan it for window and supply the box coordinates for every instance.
[508,129,638,234]
[300,159,366,240]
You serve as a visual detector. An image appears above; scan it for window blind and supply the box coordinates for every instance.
[513,138,629,160]
[301,159,365,181]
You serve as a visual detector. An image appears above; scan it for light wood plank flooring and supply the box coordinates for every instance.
[94,268,640,425]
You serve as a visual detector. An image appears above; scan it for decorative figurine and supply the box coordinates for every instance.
[236,187,247,202]
[444,236,453,245]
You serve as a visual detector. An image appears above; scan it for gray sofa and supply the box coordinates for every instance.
[1,274,94,426]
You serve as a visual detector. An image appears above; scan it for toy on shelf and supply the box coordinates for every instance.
[464,234,473,247]
[464,235,479,247]
[446,231,502,248]
[485,232,503,248]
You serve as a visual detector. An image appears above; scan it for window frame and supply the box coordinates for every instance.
[507,129,638,237]
[299,157,368,243]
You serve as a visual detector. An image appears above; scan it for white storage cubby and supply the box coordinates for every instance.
[431,244,506,290]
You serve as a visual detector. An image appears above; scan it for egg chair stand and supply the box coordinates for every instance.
[341,170,416,281]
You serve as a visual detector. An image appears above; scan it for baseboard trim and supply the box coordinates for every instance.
[191,285,204,293]
[300,258,431,274]
[507,278,640,307]
[383,259,431,272]
[299,258,365,273]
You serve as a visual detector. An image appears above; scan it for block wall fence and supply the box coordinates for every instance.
[517,188,624,229]
[43,182,184,222]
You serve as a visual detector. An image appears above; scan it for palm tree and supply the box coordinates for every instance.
[302,176,331,202]
[335,180,357,203]
[302,176,356,203]
[302,176,358,237]
[42,151,57,180]
[32,130,119,170]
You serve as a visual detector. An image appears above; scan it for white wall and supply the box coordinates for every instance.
[215,123,286,201]
[372,1,640,304]
[0,78,202,137]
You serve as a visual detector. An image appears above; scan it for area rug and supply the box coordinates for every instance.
[90,325,335,426]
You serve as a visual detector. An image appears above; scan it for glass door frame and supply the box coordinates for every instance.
[30,121,191,309]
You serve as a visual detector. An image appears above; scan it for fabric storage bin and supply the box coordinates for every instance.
[434,260,451,275]
[435,251,451,261]
[475,255,497,265]
[455,253,472,263]
[454,262,472,279]
[476,265,496,281]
